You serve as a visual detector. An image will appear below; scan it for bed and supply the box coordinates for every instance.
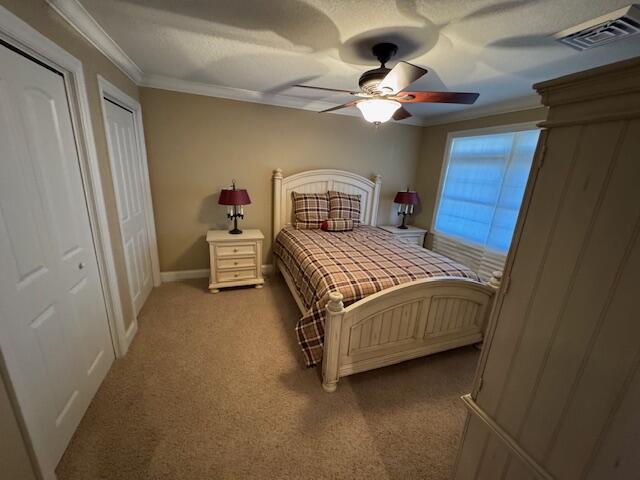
[272,168,501,392]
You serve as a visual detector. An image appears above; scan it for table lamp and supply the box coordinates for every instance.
[218,180,251,234]
[393,189,419,229]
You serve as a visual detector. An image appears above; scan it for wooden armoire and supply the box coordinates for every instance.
[455,57,640,479]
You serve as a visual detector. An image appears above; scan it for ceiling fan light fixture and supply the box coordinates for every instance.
[356,99,401,124]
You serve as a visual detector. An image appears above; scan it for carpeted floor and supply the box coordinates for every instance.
[56,275,479,480]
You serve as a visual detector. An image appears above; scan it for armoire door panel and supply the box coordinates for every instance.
[546,229,640,478]
[518,119,640,460]
[474,436,512,480]
[490,121,625,431]
[477,125,582,413]
[455,58,640,480]
[455,415,492,479]
[586,358,640,479]
[477,121,629,475]
[503,457,537,480]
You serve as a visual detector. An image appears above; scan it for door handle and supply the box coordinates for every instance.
[78,262,85,270]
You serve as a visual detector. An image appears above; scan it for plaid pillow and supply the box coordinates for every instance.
[292,192,329,229]
[328,191,361,226]
[321,218,354,232]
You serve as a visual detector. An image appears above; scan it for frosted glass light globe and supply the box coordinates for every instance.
[356,99,401,124]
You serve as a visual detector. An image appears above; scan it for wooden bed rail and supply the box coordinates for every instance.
[322,273,502,392]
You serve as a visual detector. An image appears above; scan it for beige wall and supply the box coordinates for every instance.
[140,87,424,271]
[1,0,139,330]
[413,107,548,231]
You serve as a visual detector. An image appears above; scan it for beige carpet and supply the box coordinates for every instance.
[56,275,479,480]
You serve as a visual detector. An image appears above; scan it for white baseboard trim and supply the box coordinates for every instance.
[160,265,274,283]
[120,318,138,355]
[160,269,208,282]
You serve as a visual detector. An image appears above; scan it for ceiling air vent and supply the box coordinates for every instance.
[554,5,640,51]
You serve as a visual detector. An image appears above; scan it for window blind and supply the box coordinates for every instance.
[432,129,539,279]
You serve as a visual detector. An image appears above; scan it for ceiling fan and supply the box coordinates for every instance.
[294,42,479,124]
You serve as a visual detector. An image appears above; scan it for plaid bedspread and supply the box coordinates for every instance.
[273,226,480,367]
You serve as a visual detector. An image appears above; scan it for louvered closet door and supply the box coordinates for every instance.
[103,99,153,314]
[0,44,115,471]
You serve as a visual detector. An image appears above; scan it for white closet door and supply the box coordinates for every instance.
[103,99,153,314]
[0,45,114,470]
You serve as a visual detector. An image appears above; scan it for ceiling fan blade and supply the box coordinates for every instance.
[294,84,357,94]
[377,62,427,94]
[319,101,357,113]
[393,106,412,121]
[396,91,480,104]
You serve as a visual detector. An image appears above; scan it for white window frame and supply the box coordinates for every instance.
[431,121,540,276]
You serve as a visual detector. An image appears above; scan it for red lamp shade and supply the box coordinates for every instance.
[218,188,251,206]
[394,191,420,205]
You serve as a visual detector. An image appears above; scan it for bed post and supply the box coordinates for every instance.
[475,271,503,349]
[370,174,382,226]
[488,271,503,292]
[322,291,345,393]
[273,168,283,241]
[273,169,283,272]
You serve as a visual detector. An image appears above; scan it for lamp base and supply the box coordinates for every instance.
[397,211,410,230]
[228,213,243,234]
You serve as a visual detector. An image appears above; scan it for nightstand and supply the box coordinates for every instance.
[378,225,427,247]
[206,229,264,293]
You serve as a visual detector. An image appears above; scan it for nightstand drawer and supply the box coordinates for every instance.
[398,234,424,246]
[217,268,257,283]
[218,256,257,270]
[216,243,256,257]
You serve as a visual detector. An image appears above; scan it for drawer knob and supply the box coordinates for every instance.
[234,273,239,278]
[233,248,238,252]
[234,261,238,265]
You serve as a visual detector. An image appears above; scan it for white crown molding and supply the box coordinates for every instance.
[44,0,542,128]
[140,74,339,113]
[421,94,544,126]
[140,73,429,126]
[45,0,143,83]
[141,73,542,128]
[160,265,273,283]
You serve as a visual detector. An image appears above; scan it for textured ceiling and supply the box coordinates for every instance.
[79,0,639,123]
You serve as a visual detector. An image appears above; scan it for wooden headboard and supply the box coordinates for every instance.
[272,168,382,240]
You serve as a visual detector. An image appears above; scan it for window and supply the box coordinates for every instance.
[432,127,540,278]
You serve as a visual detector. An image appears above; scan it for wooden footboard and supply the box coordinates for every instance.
[322,275,501,392]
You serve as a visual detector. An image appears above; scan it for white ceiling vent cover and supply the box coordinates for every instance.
[554,5,640,51]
